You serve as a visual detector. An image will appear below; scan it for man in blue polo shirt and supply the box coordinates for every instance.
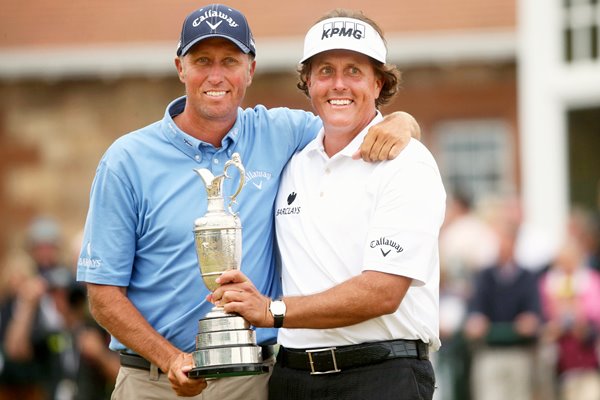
[76,4,420,399]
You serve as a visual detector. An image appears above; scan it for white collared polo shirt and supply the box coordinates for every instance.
[274,115,446,350]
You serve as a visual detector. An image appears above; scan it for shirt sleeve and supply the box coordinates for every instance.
[263,107,322,153]
[362,154,446,286]
[297,111,322,150]
[77,155,138,286]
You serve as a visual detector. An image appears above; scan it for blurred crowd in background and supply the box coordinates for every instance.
[435,193,600,400]
[0,191,599,400]
[0,217,118,400]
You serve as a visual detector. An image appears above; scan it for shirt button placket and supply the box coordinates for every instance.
[321,165,331,198]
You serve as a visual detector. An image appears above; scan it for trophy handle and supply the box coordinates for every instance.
[223,153,245,215]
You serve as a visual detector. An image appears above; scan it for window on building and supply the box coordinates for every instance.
[563,0,599,62]
[434,119,513,203]
[568,106,600,210]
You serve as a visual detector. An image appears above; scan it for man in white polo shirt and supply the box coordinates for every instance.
[212,8,446,400]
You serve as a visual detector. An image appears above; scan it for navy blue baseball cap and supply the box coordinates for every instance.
[176,4,256,57]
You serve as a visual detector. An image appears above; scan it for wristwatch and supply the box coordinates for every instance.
[269,299,286,328]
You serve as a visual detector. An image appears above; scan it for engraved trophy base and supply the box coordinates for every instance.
[188,308,269,379]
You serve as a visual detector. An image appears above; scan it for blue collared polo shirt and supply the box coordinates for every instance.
[77,96,321,352]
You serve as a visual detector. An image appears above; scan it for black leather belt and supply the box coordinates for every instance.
[120,353,153,371]
[278,339,429,374]
[120,345,276,371]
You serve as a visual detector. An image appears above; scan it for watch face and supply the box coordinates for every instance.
[270,300,286,315]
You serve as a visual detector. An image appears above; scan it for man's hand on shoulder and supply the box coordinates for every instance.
[354,111,421,161]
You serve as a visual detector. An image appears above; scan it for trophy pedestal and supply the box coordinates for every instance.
[188,308,269,379]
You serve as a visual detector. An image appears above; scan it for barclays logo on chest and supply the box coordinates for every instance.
[276,191,301,216]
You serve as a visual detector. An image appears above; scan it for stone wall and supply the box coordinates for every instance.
[0,62,517,265]
[0,77,182,260]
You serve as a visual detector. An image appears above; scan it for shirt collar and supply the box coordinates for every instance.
[161,96,241,161]
[305,111,383,158]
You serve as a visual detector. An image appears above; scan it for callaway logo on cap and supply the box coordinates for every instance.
[300,17,386,64]
[176,4,256,57]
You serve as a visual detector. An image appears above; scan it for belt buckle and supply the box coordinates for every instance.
[306,347,341,375]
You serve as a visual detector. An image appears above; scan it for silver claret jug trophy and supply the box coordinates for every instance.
[188,153,269,379]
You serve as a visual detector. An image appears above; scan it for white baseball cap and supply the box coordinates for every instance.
[300,17,387,64]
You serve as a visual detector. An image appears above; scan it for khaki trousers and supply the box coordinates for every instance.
[111,358,274,400]
[471,347,535,400]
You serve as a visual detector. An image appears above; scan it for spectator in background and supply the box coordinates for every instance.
[463,218,542,400]
[0,226,40,399]
[567,206,600,272]
[435,191,498,400]
[439,191,499,296]
[22,217,67,280]
[0,216,118,400]
[0,216,68,400]
[538,234,600,400]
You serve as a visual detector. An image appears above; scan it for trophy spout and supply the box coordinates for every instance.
[193,153,245,214]
[193,168,223,199]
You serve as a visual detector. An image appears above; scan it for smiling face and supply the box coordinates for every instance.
[175,37,256,127]
[307,49,382,139]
